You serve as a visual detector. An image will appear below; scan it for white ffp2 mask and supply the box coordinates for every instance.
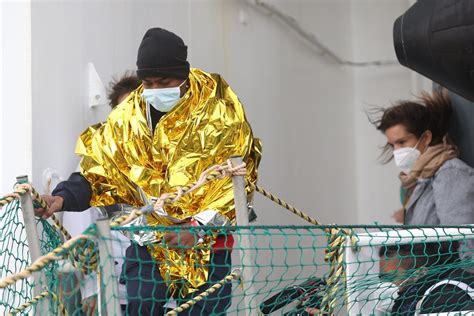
[393,136,425,174]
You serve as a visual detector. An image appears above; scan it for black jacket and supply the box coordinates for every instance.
[392,268,474,315]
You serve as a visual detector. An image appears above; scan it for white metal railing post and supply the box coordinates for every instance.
[96,218,121,316]
[230,156,258,316]
[16,175,51,315]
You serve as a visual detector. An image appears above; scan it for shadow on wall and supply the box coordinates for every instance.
[447,90,474,168]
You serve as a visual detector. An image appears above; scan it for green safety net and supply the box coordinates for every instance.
[0,200,473,315]
[0,199,62,315]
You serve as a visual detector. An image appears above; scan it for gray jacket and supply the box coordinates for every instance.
[405,158,474,225]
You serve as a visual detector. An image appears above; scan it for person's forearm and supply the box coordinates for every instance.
[52,172,92,211]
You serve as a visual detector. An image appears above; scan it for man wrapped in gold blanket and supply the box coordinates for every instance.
[39,27,261,315]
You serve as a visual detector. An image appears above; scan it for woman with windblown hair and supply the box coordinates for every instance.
[354,90,474,316]
[370,89,474,226]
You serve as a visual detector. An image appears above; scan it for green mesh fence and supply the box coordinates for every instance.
[0,199,62,315]
[0,199,473,315]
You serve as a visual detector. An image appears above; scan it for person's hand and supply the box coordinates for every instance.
[35,195,63,219]
[82,295,97,316]
[392,208,404,224]
[163,223,197,249]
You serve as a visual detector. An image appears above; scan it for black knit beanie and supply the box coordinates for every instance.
[136,28,190,80]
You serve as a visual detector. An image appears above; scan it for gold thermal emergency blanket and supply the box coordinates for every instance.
[76,68,261,295]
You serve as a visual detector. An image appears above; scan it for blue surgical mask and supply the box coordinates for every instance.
[141,80,187,112]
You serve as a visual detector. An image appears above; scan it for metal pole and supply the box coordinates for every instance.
[16,175,51,315]
[230,157,258,316]
[96,218,121,316]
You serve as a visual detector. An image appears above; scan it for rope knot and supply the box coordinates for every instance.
[13,183,31,195]
[217,159,247,178]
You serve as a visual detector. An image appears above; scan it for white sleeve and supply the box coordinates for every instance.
[372,282,399,314]
[80,272,98,300]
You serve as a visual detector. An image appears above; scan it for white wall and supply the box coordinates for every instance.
[0,2,3,193]
[0,1,32,194]
[0,2,33,312]
[351,0,416,224]
[5,1,424,225]
[31,0,137,189]
[224,0,359,225]
[30,0,359,225]
[2,0,430,226]
[0,0,429,314]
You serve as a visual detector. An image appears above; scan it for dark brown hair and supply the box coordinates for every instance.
[379,241,460,269]
[368,89,453,162]
[107,72,141,108]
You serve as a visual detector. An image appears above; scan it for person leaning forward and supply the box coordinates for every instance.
[37,27,262,315]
